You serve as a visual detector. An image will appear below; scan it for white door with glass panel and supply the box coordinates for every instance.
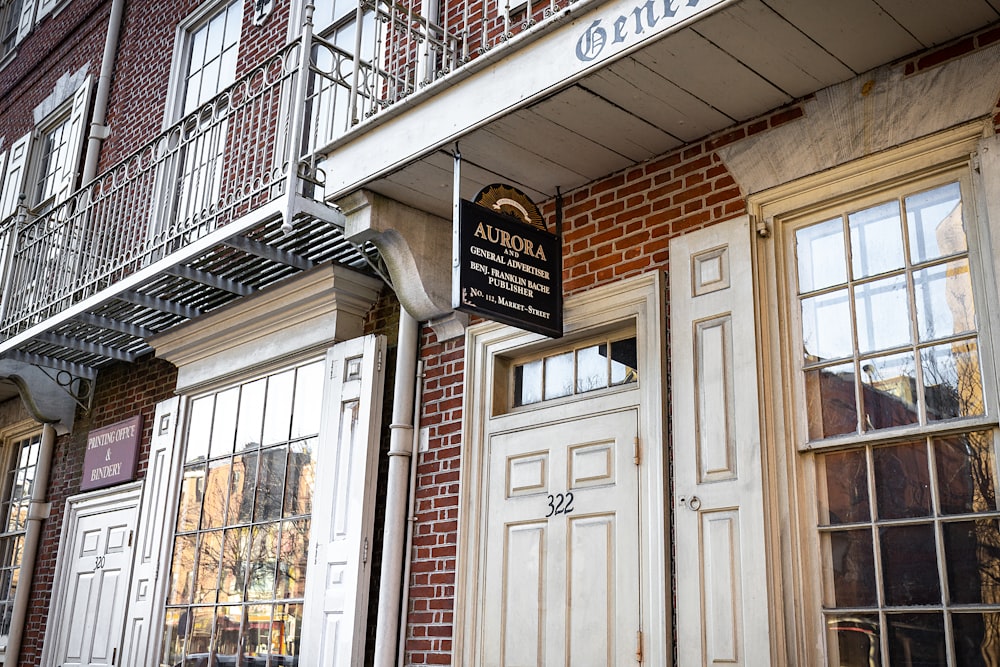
[52,504,138,667]
[482,409,640,667]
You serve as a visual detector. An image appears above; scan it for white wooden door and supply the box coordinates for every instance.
[53,504,137,667]
[482,409,641,667]
[300,335,386,666]
[670,215,772,665]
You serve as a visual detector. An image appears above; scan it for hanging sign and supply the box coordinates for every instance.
[81,415,142,491]
[454,185,563,338]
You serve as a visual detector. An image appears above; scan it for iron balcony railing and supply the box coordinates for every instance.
[0,0,584,342]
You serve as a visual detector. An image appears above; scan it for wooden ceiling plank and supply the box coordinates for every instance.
[693,0,855,98]
[760,0,922,74]
[633,29,792,121]
[530,87,681,163]
[875,0,1000,46]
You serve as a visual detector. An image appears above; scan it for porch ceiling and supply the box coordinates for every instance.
[363,0,1000,218]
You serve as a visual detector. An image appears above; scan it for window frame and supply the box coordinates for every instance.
[752,121,1000,666]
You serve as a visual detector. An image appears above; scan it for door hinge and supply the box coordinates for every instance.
[377,349,383,373]
[127,530,133,547]
[362,537,369,564]
[633,437,641,466]
[636,629,643,663]
[112,647,117,665]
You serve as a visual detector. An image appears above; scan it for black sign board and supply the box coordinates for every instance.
[454,200,563,338]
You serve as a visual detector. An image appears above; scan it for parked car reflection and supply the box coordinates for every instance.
[174,654,298,667]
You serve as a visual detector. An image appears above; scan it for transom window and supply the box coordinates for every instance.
[786,168,1000,666]
[510,332,637,408]
[161,359,323,666]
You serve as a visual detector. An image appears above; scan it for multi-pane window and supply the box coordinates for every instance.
[30,111,72,212]
[161,360,323,667]
[795,180,984,440]
[181,0,242,117]
[0,433,40,643]
[511,333,637,407]
[0,0,24,57]
[789,172,999,665]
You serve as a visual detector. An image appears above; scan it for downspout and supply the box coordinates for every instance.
[397,360,424,666]
[4,422,56,667]
[82,0,127,184]
[374,310,419,667]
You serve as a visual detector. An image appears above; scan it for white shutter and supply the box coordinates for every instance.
[301,335,386,665]
[36,0,58,21]
[56,78,92,201]
[0,132,31,221]
[14,0,34,45]
[120,397,182,667]
[670,215,772,665]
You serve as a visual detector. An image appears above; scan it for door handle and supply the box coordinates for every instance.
[678,495,701,511]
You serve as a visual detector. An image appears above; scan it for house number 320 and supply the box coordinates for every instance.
[545,492,575,517]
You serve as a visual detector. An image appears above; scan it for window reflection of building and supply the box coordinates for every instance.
[793,178,1000,665]
[161,360,321,666]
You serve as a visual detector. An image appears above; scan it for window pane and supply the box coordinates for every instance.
[277,518,310,599]
[209,387,239,459]
[953,613,1000,666]
[254,446,287,522]
[236,378,266,449]
[544,351,573,400]
[291,361,324,438]
[821,449,870,525]
[806,363,858,440]
[186,606,215,658]
[823,528,876,607]
[284,439,315,518]
[934,431,996,515]
[880,524,940,605]
[610,337,638,385]
[194,530,224,603]
[177,465,206,532]
[186,396,213,464]
[272,603,303,661]
[576,344,607,394]
[514,359,542,406]
[861,351,919,430]
[943,519,1000,604]
[913,259,975,343]
[802,289,853,362]
[168,535,197,605]
[826,615,880,667]
[922,339,984,421]
[262,371,295,446]
[161,608,185,666]
[849,200,905,280]
[227,452,257,525]
[219,527,250,602]
[215,605,242,657]
[245,604,272,658]
[796,217,847,293]
[874,441,931,519]
[907,182,965,264]
[247,524,278,601]
[886,613,946,665]
[201,459,232,530]
[854,275,911,354]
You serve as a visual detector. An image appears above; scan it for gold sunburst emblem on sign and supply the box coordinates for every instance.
[473,184,546,231]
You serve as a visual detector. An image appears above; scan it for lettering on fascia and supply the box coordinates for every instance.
[576,0,706,62]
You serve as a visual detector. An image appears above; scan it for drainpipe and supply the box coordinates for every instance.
[4,422,56,667]
[397,360,424,666]
[82,0,127,184]
[374,310,419,667]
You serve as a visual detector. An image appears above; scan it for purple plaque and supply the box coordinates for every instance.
[81,415,142,491]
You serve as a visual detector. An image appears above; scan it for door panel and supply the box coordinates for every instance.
[670,215,772,666]
[483,410,639,667]
[57,505,137,667]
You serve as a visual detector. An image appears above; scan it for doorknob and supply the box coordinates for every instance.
[678,495,701,511]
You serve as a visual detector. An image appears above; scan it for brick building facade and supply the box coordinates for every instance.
[1,0,1000,665]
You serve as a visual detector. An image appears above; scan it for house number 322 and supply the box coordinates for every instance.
[545,492,575,517]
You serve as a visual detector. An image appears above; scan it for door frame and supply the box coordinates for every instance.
[40,481,142,667]
[454,271,667,665]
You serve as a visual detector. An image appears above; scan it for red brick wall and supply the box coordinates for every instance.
[20,355,177,667]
